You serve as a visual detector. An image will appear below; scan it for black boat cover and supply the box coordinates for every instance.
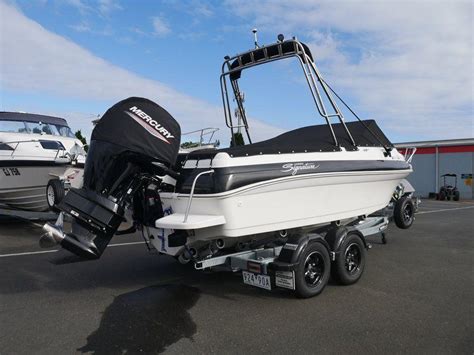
[186,120,392,159]
[92,97,181,165]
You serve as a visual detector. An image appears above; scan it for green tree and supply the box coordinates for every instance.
[180,141,200,149]
[231,132,244,147]
[74,130,89,152]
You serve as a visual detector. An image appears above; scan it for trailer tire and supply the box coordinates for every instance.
[394,196,415,229]
[46,179,64,212]
[294,241,330,298]
[331,233,366,285]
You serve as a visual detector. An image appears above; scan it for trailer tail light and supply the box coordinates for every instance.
[247,261,261,274]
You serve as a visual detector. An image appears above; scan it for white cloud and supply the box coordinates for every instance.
[225,0,474,140]
[69,20,113,35]
[60,0,122,16]
[191,0,213,17]
[69,21,92,33]
[152,16,171,37]
[98,0,122,15]
[163,0,213,18]
[64,0,92,14]
[0,2,282,143]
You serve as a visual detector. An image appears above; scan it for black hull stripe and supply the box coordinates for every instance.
[173,169,410,198]
[0,160,71,167]
[175,160,411,194]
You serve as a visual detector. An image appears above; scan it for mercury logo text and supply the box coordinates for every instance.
[125,106,174,144]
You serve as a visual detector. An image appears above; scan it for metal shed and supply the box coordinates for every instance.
[395,139,474,199]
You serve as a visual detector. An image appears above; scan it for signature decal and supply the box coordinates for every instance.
[281,162,320,176]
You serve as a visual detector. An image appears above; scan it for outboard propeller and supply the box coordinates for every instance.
[39,212,64,248]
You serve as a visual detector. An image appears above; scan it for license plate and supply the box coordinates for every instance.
[242,271,271,290]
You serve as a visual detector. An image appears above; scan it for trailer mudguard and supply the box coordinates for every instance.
[325,225,369,253]
[269,233,330,272]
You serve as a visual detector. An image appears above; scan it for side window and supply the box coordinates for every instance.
[39,140,65,150]
[0,143,14,150]
[0,120,28,133]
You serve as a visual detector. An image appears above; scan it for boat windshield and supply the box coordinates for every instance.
[55,125,75,138]
[0,120,29,133]
[0,119,75,138]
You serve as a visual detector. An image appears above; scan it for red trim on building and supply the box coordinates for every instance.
[438,145,474,153]
[398,145,474,155]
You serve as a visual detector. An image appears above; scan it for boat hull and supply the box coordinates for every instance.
[0,165,73,211]
[160,168,411,239]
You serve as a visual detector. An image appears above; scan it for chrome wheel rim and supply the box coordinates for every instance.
[47,185,55,206]
[303,251,325,287]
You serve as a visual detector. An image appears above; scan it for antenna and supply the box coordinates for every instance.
[252,28,259,49]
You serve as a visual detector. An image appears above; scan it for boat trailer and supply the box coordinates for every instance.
[158,215,392,298]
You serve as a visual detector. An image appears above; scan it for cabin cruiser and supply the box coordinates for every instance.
[0,112,85,211]
[40,36,412,265]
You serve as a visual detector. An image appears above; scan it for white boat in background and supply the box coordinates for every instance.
[0,112,86,212]
[179,127,219,153]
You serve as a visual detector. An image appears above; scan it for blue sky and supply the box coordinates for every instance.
[1,0,473,144]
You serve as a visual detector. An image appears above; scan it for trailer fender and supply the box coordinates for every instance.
[325,226,368,257]
[324,226,348,252]
[276,233,329,266]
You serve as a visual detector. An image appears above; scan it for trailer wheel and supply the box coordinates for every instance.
[294,242,330,298]
[46,179,65,212]
[331,233,366,285]
[394,196,415,229]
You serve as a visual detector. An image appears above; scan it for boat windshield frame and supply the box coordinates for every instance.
[219,38,356,148]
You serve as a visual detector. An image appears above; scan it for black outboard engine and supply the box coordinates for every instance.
[41,97,181,259]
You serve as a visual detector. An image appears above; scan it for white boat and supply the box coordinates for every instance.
[179,127,219,153]
[41,36,412,262]
[0,112,85,211]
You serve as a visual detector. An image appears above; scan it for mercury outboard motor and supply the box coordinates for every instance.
[40,97,181,259]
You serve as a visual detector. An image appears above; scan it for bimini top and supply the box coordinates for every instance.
[0,111,68,126]
[219,36,392,152]
[185,120,393,159]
